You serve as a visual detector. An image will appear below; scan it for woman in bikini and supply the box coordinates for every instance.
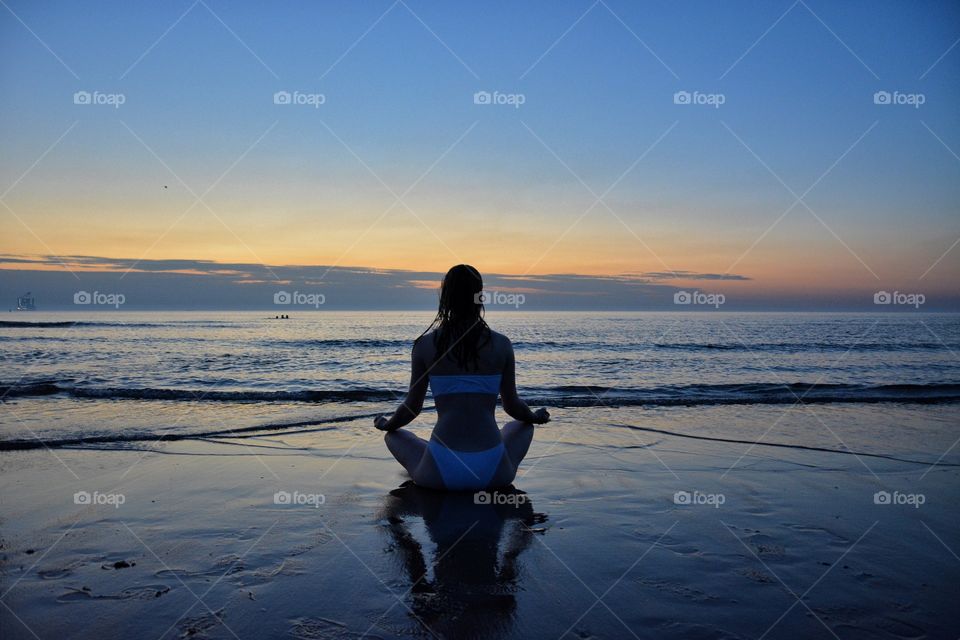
[375,264,550,490]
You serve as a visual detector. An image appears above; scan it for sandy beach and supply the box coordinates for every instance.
[2,402,958,639]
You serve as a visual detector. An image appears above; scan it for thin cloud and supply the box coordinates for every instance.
[635,271,752,281]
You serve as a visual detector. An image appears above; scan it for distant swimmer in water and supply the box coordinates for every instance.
[375,264,550,490]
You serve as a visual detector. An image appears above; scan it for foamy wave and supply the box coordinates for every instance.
[3,381,958,406]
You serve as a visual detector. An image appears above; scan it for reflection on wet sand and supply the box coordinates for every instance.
[377,482,548,639]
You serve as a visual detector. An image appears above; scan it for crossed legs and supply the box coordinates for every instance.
[383,428,440,488]
[384,420,535,489]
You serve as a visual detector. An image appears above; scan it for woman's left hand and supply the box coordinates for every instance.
[374,415,390,431]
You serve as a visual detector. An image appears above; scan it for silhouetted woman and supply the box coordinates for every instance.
[375,264,550,490]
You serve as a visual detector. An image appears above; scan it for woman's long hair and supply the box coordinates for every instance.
[417,265,491,370]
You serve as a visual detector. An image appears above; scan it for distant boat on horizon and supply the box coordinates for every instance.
[16,292,36,311]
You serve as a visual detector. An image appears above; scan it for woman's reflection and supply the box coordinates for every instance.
[378,482,548,639]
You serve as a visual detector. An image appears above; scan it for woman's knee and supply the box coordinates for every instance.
[384,429,411,457]
[501,421,534,469]
[502,419,534,437]
[385,429,430,471]
[503,420,535,444]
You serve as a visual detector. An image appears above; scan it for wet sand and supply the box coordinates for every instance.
[1,405,958,639]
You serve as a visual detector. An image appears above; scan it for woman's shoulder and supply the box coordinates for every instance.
[486,328,512,349]
[413,329,437,350]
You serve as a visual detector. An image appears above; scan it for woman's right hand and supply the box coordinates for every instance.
[532,408,550,424]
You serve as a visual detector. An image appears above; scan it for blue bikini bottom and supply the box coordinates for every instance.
[427,439,505,491]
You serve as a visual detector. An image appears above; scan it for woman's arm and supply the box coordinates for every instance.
[376,345,429,432]
[500,339,549,424]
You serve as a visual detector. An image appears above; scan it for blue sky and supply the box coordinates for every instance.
[1,0,958,309]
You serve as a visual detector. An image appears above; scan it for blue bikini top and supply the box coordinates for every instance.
[429,374,501,397]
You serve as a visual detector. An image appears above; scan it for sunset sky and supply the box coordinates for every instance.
[1,0,958,309]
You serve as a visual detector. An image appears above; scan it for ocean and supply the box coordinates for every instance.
[2,311,959,463]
